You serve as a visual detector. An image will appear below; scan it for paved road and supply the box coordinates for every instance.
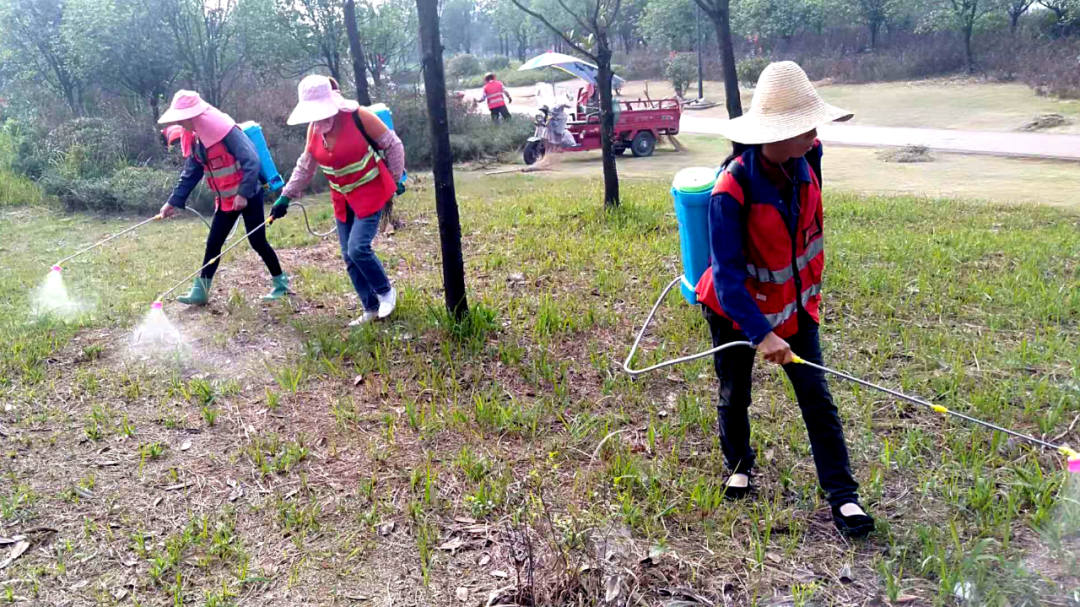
[680,116,1080,161]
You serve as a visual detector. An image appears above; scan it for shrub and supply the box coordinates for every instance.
[615,51,667,80]
[385,91,531,168]
[458,67,574,89]
[736,57,770,87]
[42,166,215,214]
[484,56,511,71]
[45,118,126,180]
[447,54,483,80]
[665,53,697,97]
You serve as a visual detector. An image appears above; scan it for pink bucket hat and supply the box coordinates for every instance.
[287,75,359,125]
[157,90,210,124]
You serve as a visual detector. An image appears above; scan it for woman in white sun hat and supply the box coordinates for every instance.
[693,61,874,538]
[274,75,405,326]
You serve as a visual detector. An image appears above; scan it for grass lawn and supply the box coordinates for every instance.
[1,174,1079,605]
[506,135,1080,209]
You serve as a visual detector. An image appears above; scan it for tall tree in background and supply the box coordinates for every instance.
[344,0,371,104]
[277,0,346,83]
[0,0,86,115]
[857,0,891,48]
[356,0,417,87]
[66,0,179,118]
[416,0,469,318]
[161,0,245,106]
[442,0,476,54]
[693,0,742,118]
[943,0,997,73]
[511,0,623,208]
[1005,0,1035,33]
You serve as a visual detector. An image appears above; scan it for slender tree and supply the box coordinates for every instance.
[416,0,469,318]
[511,0,623,208]
[692,0,742,119]
[1005,0,1035,34]
[344,0,371,104]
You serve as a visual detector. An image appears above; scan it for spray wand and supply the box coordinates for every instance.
[152,215,276,307]
[623,276,1080,472]
[51,214,163,273]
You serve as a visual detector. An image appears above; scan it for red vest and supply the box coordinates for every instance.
[695,155,825,339]
[483,80,507,109]
[200,140,244,212]
[308,110,396,222]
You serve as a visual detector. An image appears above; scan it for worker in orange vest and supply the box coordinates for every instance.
[481,73,512,123]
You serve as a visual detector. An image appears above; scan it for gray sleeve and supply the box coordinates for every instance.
[222,127,262,199]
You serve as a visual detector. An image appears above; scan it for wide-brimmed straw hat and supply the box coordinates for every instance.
[157,90,210,124]
[719,61,852,145]
[287,75,359,125]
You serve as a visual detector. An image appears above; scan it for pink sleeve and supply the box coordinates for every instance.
[377,130,405,183]
[281,151,316,199]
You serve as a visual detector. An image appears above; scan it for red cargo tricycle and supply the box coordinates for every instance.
[523,96,682,165]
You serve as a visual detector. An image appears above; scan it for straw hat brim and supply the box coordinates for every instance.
[157,100,210,124]
[286,99,340,126]
[718,102,853,145]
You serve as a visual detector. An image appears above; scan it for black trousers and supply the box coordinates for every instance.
[704,305,859,506]
[200,190,282,280]
[490,106,512,123]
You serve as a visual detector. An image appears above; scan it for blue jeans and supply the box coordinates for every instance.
[336,206,391,311]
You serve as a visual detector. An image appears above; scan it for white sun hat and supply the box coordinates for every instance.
[719,61,852,145]
[286,74,359,126]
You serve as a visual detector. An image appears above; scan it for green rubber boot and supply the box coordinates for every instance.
[177,277,211,306]
[261,273,290,301]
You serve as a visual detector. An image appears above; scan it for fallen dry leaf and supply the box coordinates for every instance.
[437,537,464,552]
[0,540,30,569]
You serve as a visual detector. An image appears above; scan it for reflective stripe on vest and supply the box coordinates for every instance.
[327,165,382,194]
[745,235,824,284]
[761,283,822,328]
[319,148,375,177]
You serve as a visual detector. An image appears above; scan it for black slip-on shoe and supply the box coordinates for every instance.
[832,502,875,538]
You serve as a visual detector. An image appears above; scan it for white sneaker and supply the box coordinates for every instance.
[348,311,378,327]
[376,287,397,319]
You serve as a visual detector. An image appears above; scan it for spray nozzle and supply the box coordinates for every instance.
[151,301,163,310]
[1059,445,1080,473]
[51,265,62,273]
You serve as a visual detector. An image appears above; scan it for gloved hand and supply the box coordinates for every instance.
[271,195,290,219]
[232,195,248,211]
[395,181,406,196]
[158,202,179,219]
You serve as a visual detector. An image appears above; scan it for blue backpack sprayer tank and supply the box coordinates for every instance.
[621,167,1080,472]
[238,121,286,192]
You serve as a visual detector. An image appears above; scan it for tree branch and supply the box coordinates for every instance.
[510,0,597,61]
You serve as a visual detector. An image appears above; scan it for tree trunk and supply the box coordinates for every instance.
[706,0,743,119]
[416,0,469,319]
[869,20,879,49]
[595,41,620,208]
[1009,11,1020,35]
[964,23,975,73]
[344,0,372,105]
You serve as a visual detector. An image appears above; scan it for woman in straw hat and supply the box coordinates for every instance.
[273,75,405,326]
[694,61,874,538]
[157,90,289,305]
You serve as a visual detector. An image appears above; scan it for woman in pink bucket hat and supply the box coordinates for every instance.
[692,61,874,538]
[156,90,289,305]
[274,75,405,326]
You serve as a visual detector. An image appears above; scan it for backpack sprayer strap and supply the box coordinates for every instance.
[622,275,753,376]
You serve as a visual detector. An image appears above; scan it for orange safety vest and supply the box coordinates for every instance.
[199,139,244,213]
[695,155,825,339]
[308,110,396,222]
[483,80,508,109]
